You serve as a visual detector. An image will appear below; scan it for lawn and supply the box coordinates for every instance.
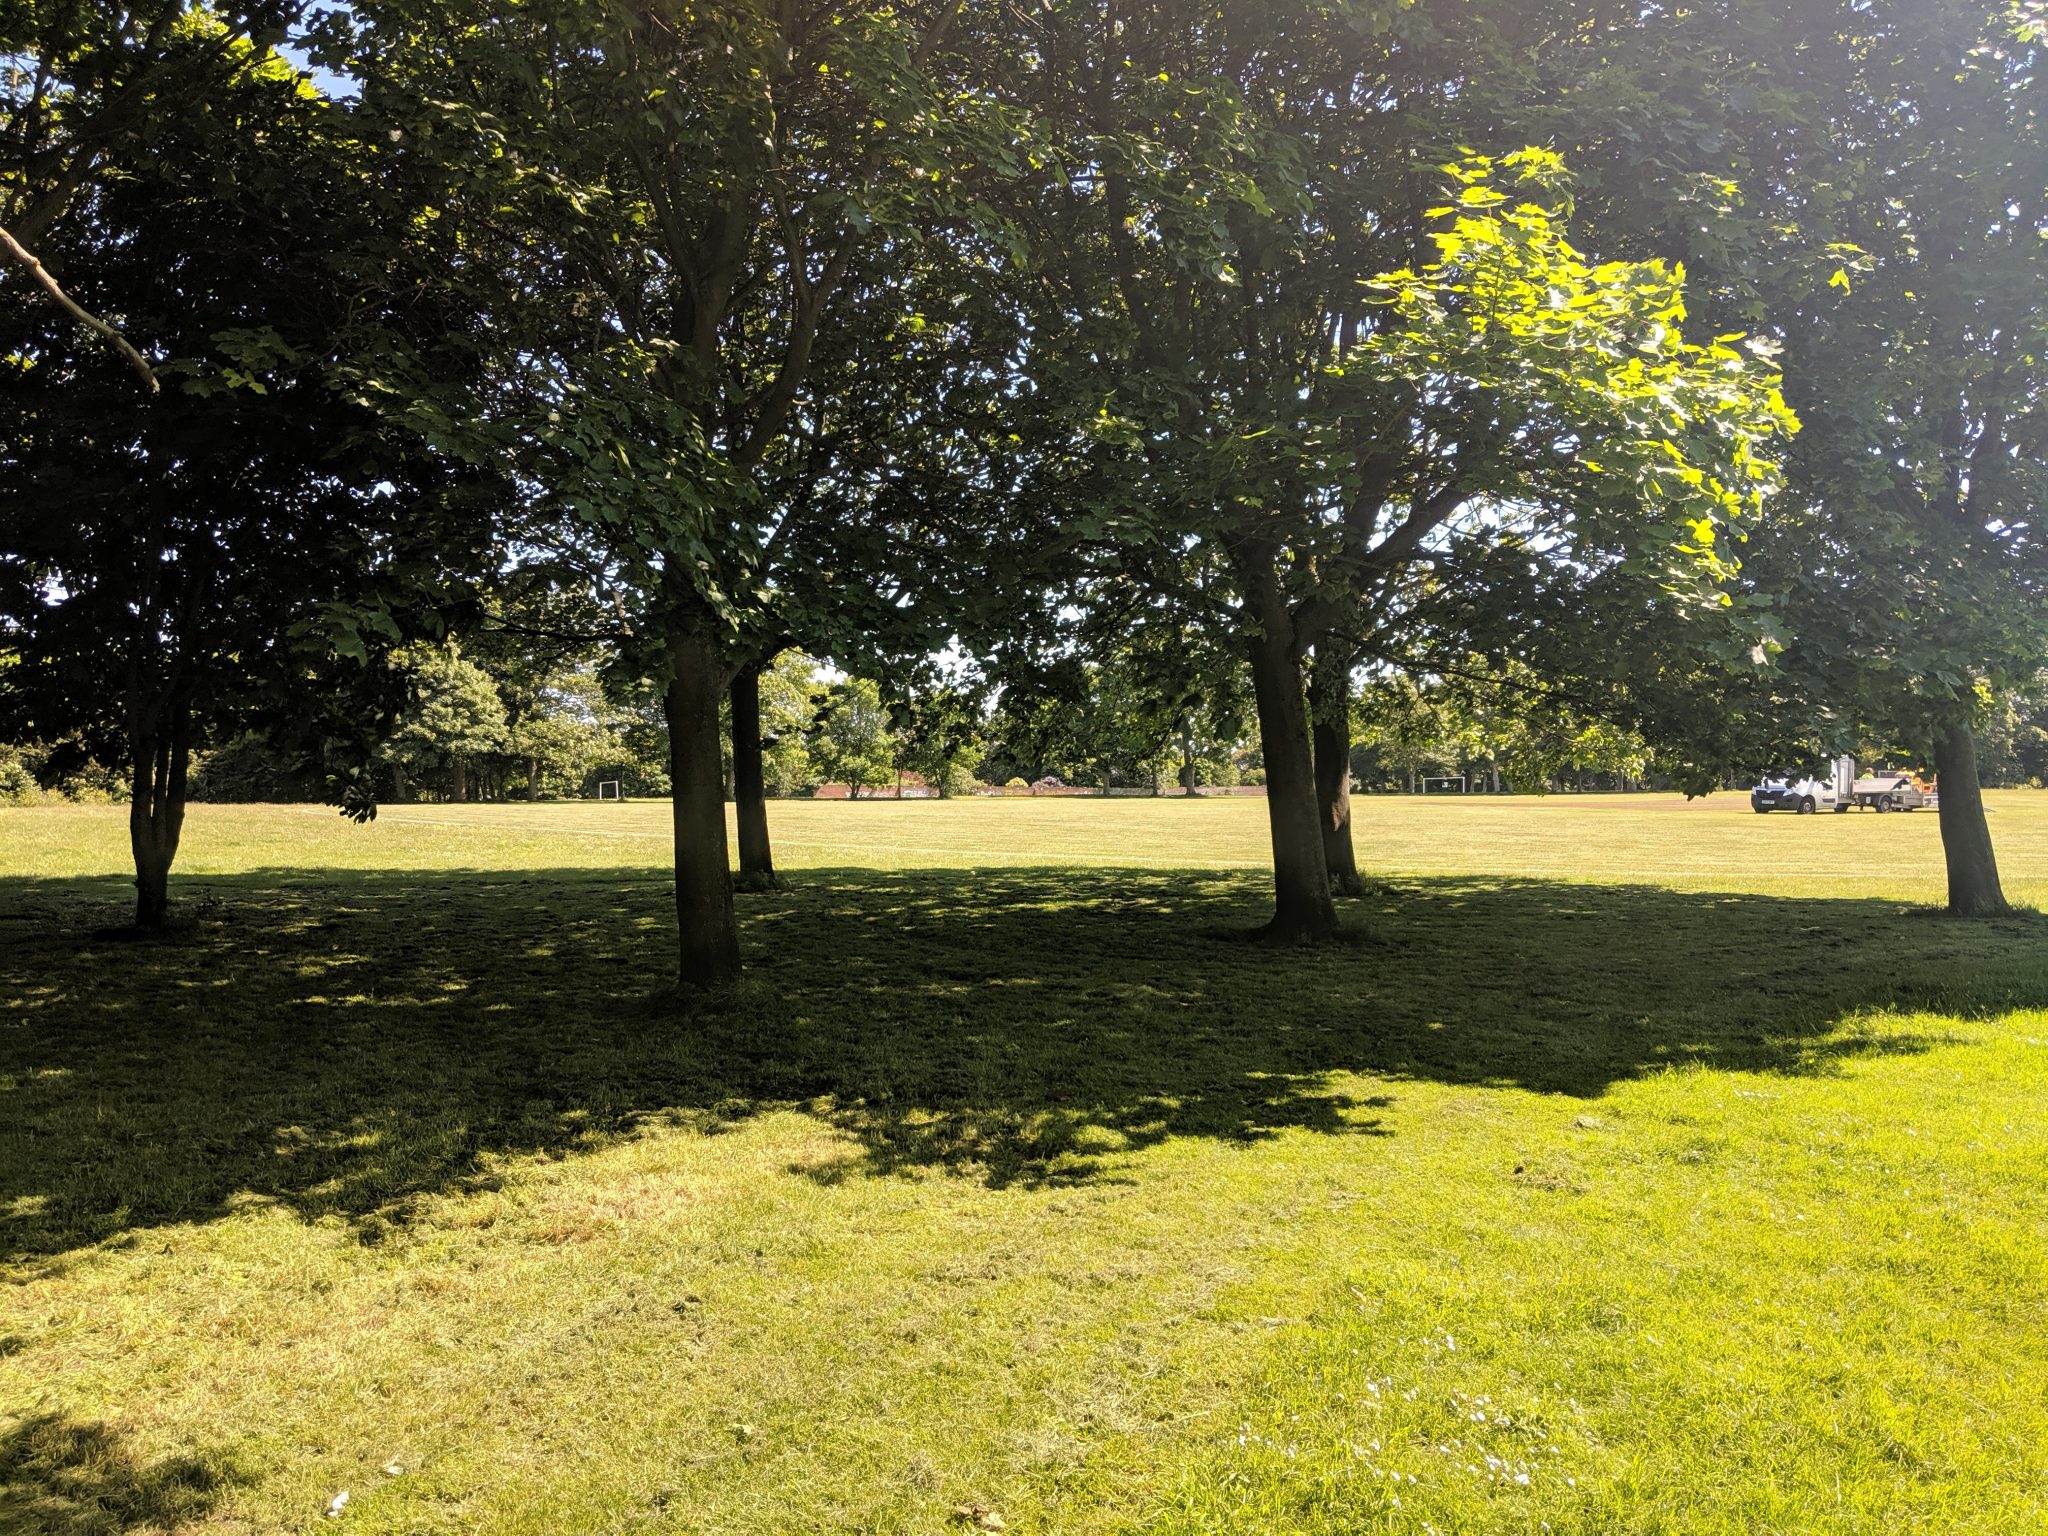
[2,794,2046,1534]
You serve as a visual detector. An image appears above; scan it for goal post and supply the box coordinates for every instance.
[1421,775,1467,794]
[596,780,624,802]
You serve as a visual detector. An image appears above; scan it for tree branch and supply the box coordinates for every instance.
[0,220,158,391]
[1361,478,1468,576]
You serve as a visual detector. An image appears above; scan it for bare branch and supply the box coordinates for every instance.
[0,220,158,392]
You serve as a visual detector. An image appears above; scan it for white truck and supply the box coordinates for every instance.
[1750,770,1839,813]
[1751,756,1936,814]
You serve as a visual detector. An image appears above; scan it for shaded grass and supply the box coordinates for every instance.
[7,865,2032,1256]
[1,800,2046,1533]
[0,1415,245,1536]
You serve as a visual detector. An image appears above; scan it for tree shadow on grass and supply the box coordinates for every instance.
[0,1413,243,1535]
[1,865,2043,1266]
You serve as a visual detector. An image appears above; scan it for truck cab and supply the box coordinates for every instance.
[1750,772,1839,814]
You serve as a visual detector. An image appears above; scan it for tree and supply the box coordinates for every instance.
[808,677,896,800]
[589,684,674,800]
[324,0,1036,985]
[1978,681,2048,788]
[0,3,307,387]
[456,563,617,801]
[1354,675,1457,796]
[887,669,988,799]
[0,28,483,926]
[753,652,822,800]
[381,648,511,803]
[1536,0,2048,915]
[1779,4,2046,916]
[506,709,602,800]
[719,225,1052,881]
[1015,18,1796,941]
[726,650,818,884]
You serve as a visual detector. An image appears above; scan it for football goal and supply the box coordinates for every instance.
[1421,775,1468,794]
[596,780,624,802]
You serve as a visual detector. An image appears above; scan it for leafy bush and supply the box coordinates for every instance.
[0,758,42,805]
[0,745,128,803]
[59,761,129,803]
[1004,777,1028,790]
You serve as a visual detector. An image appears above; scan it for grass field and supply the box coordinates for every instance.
[3,793,2046,1534]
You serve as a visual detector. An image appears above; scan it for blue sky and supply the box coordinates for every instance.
[280,6,357,99]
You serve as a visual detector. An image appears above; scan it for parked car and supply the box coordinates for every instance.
[1751,773,1836,814]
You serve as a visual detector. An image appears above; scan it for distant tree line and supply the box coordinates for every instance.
[20,652,2048,815]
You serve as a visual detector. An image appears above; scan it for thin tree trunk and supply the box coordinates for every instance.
[1231,544,1339,944]
[730,661,776,890]
[391,763,408,803]
[1181,716,1197,796]
[1310,645,1364,897]
[451,759,468,803]
[526,755,541,802]
[128,706,191,929]
[1933,724,2009,917]
[666,617,741,987]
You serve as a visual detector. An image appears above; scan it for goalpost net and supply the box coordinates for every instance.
[596,780,624,802]
[1421,776,1468,794]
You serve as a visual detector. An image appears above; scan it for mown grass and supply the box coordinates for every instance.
[2,794,2046,1534]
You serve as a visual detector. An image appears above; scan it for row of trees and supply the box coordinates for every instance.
[171,643,1262,804]
[22,638,2046,811]
[3,2,2042,980]
[22,648,2048,811]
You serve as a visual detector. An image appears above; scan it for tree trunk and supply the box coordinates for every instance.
[526,755,541,802]
[1933,724,2008,917]
[666,617,741,987]
[730,661,776,891]
[451,758,468,804]
[1310,646,1364,897]
[391,763,408,803]
[128,706,191,929]
[1231,544,1339,943]
[1181,716,1197,796]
